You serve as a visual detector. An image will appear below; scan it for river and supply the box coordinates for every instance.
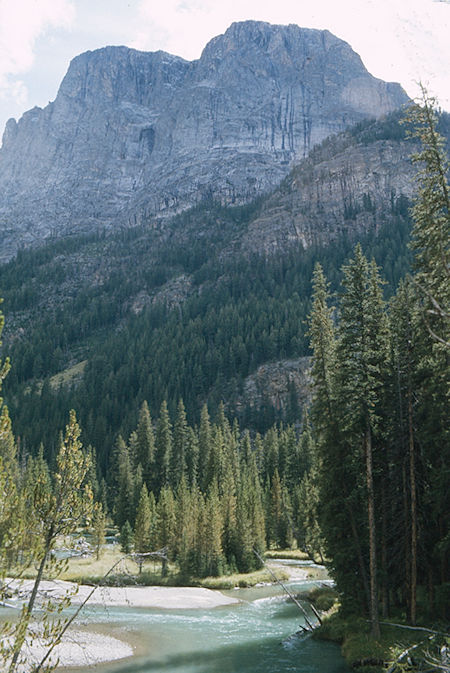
[69,568,349,673]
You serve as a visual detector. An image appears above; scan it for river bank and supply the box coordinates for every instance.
[4,559,324,670]
[4,580,240,670]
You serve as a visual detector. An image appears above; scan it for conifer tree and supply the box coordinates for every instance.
[115,441,135,529]
[198,404,211,491]
[308,260,371,617]
[405,90,450,348]
[171,399,188,487]
[205,425,225,490]
[185,426,199,487]
[389,280,421,622]
[262,427,279,485]
[175,477,197,576]
[220,466,238,567]
[335,247,389,637]
[154,401,172,495]
[135,400,155,489]
[120,520,134,554]
[92,502,106,560]
[155,486,176,576]
[204,482,224,576]
[405,92,449,616]
[267,469,283,548]
[134,484,152,555]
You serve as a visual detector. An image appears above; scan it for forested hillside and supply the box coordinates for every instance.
[2,111,440,466]
[0,82,448,673]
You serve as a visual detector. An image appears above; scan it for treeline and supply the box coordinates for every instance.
[5,211,411,468]
[308,97,449,634]
[1,112,424,465]
[105,400,319,577]
[0,390,318,579]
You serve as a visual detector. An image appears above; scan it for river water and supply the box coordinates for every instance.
[71,572,349,673]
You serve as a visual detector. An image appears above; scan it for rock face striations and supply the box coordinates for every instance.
[0,21,408,260]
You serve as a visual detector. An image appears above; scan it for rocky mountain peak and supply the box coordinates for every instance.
[58,46,189,105]
[0,21,409,261]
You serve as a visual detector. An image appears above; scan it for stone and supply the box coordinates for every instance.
[0,21,409,261]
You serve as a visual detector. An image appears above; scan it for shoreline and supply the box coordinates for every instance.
[4,562,317,669]
[4,580,241,670]
[6,577,241,609]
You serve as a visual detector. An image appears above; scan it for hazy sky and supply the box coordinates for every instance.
[0,0,449,136]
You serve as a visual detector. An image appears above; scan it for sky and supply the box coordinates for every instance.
[0,0,449,136]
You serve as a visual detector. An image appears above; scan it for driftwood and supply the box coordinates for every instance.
[352,659,385,668]
[252,549,319,631]
[378,620,449,637]
[386,636,434,673]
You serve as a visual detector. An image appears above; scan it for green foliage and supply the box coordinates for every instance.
[2,202,412,466]
[119,521,134,554]
[134,484,154,555]
[0,410,93,673]
[308,96,450,641]
[92,502,106,560]
[404,90,450,348]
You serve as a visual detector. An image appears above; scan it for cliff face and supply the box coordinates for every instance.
[0,21,408,260]
[241,133,416,254]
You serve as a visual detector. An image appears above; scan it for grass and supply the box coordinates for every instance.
[49,360,87,389]
[264,549,312,561]
[60,547,139,581]
[314,611,448,673]
[59,546,290,589]
[306,586,338,613]
[193,568,290,590]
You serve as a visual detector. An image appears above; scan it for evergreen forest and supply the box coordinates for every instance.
[0,96,448,672]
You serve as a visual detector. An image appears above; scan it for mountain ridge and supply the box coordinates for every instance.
[1,110,427,458]
[0,20,408,261]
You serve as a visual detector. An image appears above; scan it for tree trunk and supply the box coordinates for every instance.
[346,502,371,616]
[402,462,411,613]
[8,525,54,673]
[407,380,417,625]
[365,426,380,638]
[380,479,389,618]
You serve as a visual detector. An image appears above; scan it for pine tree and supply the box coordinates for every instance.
[267,469,283,549]
[335,247,389,637]
[171,399,188,487]
[204,482,224,576]
[154,401,172,495]
[185,426,199,487]
[134,484,152,554]
[308,260,371,617]
[155,486,176,576]
[135,401,155,490]
[115,441,135,529]
[198,404,211,491]
[120,520,134,554]
[220,466,238,567]
[405,92,450,616]
[175,477,197,576]
[405,89,450,348]
[92,502,106,560]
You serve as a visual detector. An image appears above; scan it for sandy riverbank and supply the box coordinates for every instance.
[6,577,241,609]
[4,579,240,669]
[14,628,134,671]
[4,563,320,669]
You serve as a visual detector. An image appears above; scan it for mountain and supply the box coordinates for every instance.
[2,110,432,461]
[0,21,408,261]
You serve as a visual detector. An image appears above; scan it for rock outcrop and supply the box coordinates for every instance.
[0,21,409,261]
[241,133,416,254]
